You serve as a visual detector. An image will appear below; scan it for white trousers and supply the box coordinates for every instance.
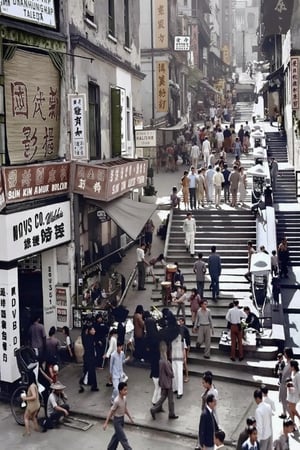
[152,377,161,404]
[185,232,195,255]
[172,360,183,396]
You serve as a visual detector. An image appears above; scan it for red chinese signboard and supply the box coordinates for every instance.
[291,57,299,110]
[72,158,148,201]
[2,162,70,204]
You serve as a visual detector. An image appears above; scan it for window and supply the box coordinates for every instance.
[124,0,130,48]
[108,0,115,36]
[111,87,121,157]
[88,82,101,159]
[85,0,95,22]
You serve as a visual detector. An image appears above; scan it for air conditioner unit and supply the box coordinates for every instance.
[85,0,95,16]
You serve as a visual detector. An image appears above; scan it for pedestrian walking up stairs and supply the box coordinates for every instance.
[150,208,280,389]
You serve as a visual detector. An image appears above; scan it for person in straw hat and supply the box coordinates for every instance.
[42,381,69,432]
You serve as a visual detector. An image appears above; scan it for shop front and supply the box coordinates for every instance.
[71,157,156,326]
[0,163,72,385]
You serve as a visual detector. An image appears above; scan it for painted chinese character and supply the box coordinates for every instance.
[49,87,59,120]
[97,169,105,182]
[42,127,54,156]
[32,235,40,246]
[7,170,18,189]
[21,169,32,187]
[54,223,65,239]
[41,227,53,243]
[24,238,31,249]
[11,82,28,118]
[32,86,46,120]
[48,168,56,183]
[275,0,287,14]
[22,126,37,160]
[60,165,68,181]
[78,178,86,189]
[87,169,95,180]
[35,167,45,185]
[93,181,102,193]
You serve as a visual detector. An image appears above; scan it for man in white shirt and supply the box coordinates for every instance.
[182,212,196,257]
[191,143,201,169]
[226,300,246,361]
[136,243,149,290]
[202,137,211,168]
[205,165,215,204]
[253,389,273,450]
[188,166,198,210]
[213,167,225,208]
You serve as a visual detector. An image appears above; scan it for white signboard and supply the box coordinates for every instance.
[0,0,56,28]
[174,36,190,51]
[69,94,87,160]
[0,201,71,261]
[0,267,20,383]
[135,130,157,148]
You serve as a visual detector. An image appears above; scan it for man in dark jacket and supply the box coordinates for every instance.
[208,246,222,301]
[198,394,218,450]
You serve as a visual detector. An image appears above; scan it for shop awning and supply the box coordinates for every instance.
[266,65,284,81]
[158,118,187,131]
[199,79,220,95]
[89,197,157,241]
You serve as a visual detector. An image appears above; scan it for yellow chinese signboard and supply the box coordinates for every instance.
[156,61,169,113]
[154,0,168,49]
[4,49,60,165]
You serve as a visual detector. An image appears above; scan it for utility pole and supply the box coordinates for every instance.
[242,30,246,72]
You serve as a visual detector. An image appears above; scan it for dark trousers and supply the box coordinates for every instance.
[107,416,132,450]
[151,388,175,417]
[197,281,204,299]
[189,188,196,209]
[210,275,219,299]
[230,324,243,359]
[137,261,145,289]
[43,403,70,429]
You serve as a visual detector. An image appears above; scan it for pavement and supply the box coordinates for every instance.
[58,123,300,449]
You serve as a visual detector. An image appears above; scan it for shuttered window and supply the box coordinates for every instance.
[88,82,101,159]
[111,87,121,157]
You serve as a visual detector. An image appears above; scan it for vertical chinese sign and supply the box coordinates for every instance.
[154,0,168,49]
[4,49,60,165]
[0,267,20,383]
[156,61,169,113]
[69,94,87,160]
[291,57,299,110]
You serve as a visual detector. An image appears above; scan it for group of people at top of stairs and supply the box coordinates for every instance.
[156,116,251,176]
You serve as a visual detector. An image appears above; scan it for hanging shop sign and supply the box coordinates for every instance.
[2,162,70,204]
[174,36,190,51]
[0,267,20,383]
[135,130,157,147]
[4,49,60,165]
[0,0,56,28]
[0,171,5,212]
[291,57,299,110]
[156,61,169,113]
[0,201,71,262]
[154,0,168,49]
[68,94,87,160]
[73,158,148,201]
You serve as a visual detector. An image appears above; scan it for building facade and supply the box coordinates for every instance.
[0,0,145,386]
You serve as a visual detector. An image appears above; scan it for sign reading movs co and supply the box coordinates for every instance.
[2,162,70,204]
[0,201,71,262]
[4,49,60,165]
[0,0,56,28]
[73,158,148,201]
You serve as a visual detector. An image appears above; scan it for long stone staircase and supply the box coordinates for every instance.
[151,207,280,388]
[266,131,300,357]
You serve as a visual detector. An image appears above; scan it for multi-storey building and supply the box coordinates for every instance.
[0,0,147,388]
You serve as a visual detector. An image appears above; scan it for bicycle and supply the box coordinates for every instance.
[10,347,45,426]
